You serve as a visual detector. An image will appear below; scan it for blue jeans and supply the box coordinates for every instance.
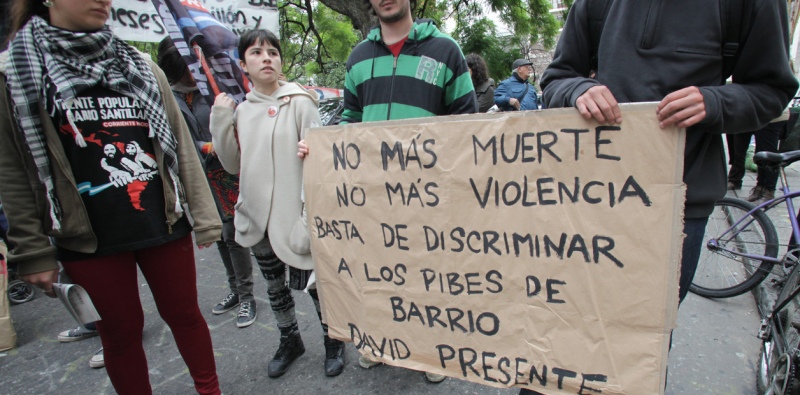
[678,217,710,303]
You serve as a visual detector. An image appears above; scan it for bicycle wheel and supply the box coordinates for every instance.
[7,279,35,304]
[690,197,779,298]
[757,340,800,395]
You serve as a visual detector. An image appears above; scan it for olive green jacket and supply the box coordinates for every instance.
[0,50,221,275]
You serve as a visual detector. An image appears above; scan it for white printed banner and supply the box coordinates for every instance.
[109,0,278,42]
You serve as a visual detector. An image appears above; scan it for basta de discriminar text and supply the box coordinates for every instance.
[312,126,651,393]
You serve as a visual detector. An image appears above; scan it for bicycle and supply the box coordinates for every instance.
[758,245,800,394]
[689,150,800,299]
[685,149,800,393]
[690,196,779,298]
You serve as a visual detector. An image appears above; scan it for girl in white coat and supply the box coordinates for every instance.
[210,29,345,378]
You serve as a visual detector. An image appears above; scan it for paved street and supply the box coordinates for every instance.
[2,154,799,394]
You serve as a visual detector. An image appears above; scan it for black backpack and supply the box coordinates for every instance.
[587,0,753,84]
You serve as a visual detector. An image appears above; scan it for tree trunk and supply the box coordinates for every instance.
[318,0,376,40]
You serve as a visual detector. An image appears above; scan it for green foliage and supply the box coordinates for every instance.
[414,0,448,27]
[128,41,159,60]
[314,7,358,61]
[526,0,561,50]
[456,18,521,83]
[312,63,347,88]
[280,2,358,88]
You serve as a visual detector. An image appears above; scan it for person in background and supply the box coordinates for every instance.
[157,36,257,328]
[466,53,494,113]
[0,0,223,393]
[726,121,786,203]
[210,28,346,378]
[299,0,477,384]
[494,58,539,111]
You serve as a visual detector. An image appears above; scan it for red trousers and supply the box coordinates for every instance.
[62,235,220,395]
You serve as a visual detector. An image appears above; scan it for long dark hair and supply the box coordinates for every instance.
[5,0,48,46]
[465,53,489,87]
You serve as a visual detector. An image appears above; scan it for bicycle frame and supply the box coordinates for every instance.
[708,168,800,267]
[753,165,800,394]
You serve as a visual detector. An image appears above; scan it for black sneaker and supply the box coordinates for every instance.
[268,334,305,378]
[212,293,239,315]
[236,301,257,328]
[323,335,346,377]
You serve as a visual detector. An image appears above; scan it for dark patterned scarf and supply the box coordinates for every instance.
[5,16,182,230]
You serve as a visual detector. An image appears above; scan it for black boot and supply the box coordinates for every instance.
[268,334,305,378]
[324,335,346,377]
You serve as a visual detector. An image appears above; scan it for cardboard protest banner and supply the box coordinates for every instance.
[109,0,279,43]
[0,241,16,352]
[304,103,686,394]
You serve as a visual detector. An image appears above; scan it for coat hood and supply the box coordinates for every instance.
[366,18,439,43]
[245,81,319,107]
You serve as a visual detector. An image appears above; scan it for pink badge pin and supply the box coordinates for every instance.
[268,106,278,117]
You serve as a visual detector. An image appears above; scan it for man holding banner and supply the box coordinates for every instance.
[300,0,477,384]
[534,1,798,394]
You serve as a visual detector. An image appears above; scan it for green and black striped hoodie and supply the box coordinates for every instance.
[341,19,477,124]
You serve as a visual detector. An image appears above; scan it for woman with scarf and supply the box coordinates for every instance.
[0,0,222,394]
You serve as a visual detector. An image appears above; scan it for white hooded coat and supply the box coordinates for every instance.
[210,81,320,270]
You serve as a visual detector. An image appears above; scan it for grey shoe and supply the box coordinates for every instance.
[212,293,239,315]
[89,348,104,369]
[425,372,446,383]
[358,354,382,369]
[236,300,257,328]
[58,326,98,343]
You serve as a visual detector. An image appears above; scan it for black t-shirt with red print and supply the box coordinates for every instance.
[48,84,190,260]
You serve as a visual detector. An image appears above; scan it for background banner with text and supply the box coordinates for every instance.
[109,0,278,43]
[304,104,686,394]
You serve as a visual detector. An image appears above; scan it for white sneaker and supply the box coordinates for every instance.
[57,326,98,343]
[358,354,382,369]
[89,348,104,369]
[425,371,446,383]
